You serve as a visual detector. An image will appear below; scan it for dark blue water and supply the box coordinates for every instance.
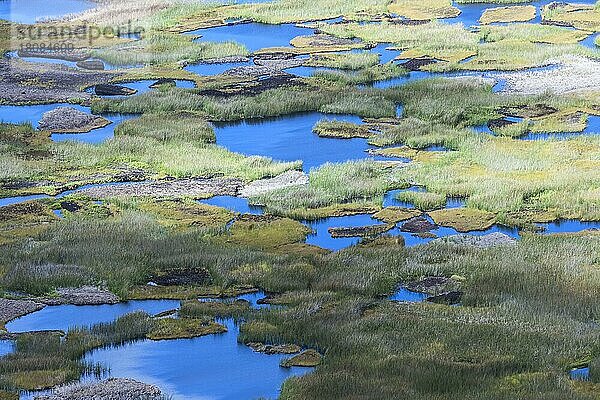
[0,340,13,357]
[185,22,314,53]
[201,196,264,215]
[570,367,591,381]
[214,113,375,172]
[389,288,429,302]
[5,300,180,333]
[84,317,309,400]
[0,0,94,23]
[537,220,599,234]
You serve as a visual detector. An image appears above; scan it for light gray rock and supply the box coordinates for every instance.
[241,170,308,198]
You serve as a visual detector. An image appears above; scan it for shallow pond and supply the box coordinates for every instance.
[5,300,179,333]
[185,22,314,53]
[213,112,386,172]
[389,288,429,302]
[84,317,309,400]
[474,114,600,140]
[0,103,138,144]
[570,366,591,381]
[0,0,94,23]
[448,0,599,28]
[0,340,13,357]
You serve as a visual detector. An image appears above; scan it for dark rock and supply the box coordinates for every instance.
[328,224,394,238]
[151,267,211,286]
[401,57,438,71]
[488,118,516,130]
[400,217,438,233]
[498,103,558,118]
[94,83,136,96]
[0,59,121,104]
[59,201,81,212]
[150,78,176,88]
[76,60,105,70]
[427,291,463,305]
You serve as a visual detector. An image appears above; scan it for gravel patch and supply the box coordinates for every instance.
[497,56,600,95]
[0,59,120,104]
[240,170,308,197]
[38,287,119,306]
[79,178,245,199]
[431,232,517,248]
[35,378,163,400]
[0,298,45,324]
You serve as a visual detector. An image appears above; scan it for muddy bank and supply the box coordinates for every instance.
[35,378,164,400]
[0,59,120,104]
[78,178,245,199]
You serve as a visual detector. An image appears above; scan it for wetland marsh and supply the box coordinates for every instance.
[0,0,599,399]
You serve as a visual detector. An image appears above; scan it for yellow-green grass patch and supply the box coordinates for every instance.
[480,5,536,25]
[428,208,497,232]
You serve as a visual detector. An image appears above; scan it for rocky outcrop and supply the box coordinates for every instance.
[427,291,463,305]
[17,49,89,62]
[241,171,308,197]
[38,107,111,133]
[281,349,322,368]
[94,83,136,96]
[400,217,437,233]
[35,378,163,400]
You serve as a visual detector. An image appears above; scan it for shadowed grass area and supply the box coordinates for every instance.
[92,85,397,120]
